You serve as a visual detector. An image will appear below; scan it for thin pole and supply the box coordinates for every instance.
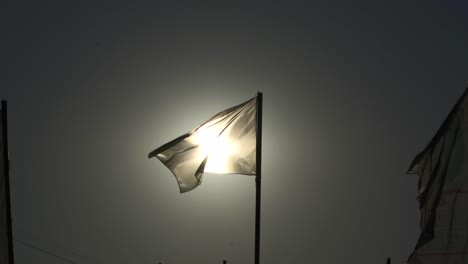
[255,92,263,264]
[1,100,14,264]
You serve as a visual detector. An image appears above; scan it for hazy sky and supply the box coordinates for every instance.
[2,1,468,263]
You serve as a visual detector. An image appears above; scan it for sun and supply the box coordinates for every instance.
[191,128,238,173]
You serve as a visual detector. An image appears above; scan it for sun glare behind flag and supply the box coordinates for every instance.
[148,96,257,193]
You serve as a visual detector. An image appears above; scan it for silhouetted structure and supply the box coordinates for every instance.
[1,101,14,264]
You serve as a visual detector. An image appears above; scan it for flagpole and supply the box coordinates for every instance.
[255,92,263,264]
[1,100,14,264]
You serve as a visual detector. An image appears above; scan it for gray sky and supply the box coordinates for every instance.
[2,1,468,263]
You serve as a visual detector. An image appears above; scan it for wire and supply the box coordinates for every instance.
[14,239,78,264]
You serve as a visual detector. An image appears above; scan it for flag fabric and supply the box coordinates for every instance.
[148,96,257,193]
[408,88,468,264]
[0,103,12,263]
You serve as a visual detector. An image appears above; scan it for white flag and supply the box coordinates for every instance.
[149,96,257,193]
[408,88,468,264]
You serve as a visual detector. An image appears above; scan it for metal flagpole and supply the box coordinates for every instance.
[1,100,14,264]
[255,92,263,264]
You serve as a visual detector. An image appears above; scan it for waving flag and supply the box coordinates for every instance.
[408,88,468,264]
[148,96,257,193]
